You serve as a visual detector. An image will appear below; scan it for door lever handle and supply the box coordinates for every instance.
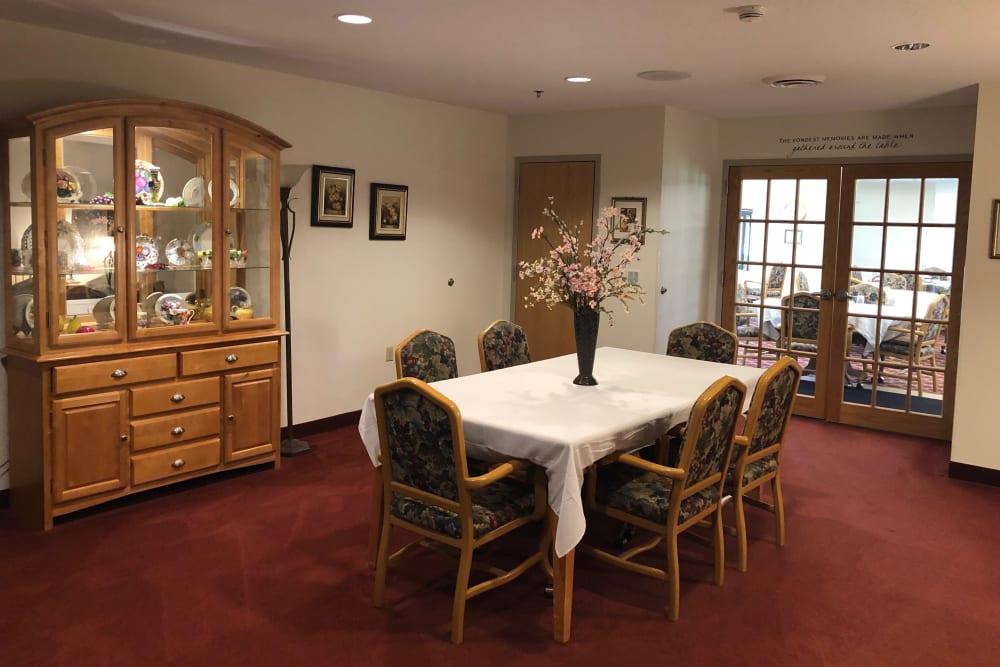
[817,289,833,300]
[834,290,850,302]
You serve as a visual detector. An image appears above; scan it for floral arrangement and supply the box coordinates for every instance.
[518,198,661,326]
[55,169,80,200]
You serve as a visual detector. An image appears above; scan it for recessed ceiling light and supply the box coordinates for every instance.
[762,74,826,88]
[893,42,930,51]
[337,14,372,25]
[565,76,592,84]
[636,70,692,82]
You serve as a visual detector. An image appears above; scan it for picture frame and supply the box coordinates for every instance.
[611,196,648,243]
[991,199,1000,259]
[311,165,355,227]
[370,183,408,240]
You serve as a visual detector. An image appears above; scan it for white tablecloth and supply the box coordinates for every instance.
[358,347,763,557]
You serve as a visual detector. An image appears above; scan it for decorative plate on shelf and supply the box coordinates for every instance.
[63,165,97,202]
[55,167,82,203]
[93,295,115,326]
[154,293,191,325]
[208,178,240,206]
[182,177,206,207]
[25,297,35,330]
[135,234,159,270]
[165,237,195,266]
[56,219,85,272]
[190,222,212,254]
[229,286,252,309]
[135,159,164,204]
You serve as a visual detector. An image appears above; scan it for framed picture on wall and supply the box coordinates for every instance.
[611,196,647,243]
[311,165,355,227]
[370,183,408,240]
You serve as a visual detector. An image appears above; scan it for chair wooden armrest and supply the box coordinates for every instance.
[610,452,686,480]
[466,460,528,489]
[733,434,750,449]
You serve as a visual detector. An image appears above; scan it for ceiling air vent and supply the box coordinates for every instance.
[762,74,826,88]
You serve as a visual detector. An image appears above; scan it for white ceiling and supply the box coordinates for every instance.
[5,0,999,117]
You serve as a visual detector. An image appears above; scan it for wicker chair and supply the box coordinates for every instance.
[372,378,547,643]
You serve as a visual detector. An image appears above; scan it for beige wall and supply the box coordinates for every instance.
[507,107,667,352]
[952,84,1000,471]
[0,21,510,490]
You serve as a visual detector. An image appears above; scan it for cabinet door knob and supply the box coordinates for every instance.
[225,353,239,363]
[116,226,125,234]
[120,434,128,442]
[171,426,186,436]
[227,414,235,421]
[170,393,186,403]
[171,458,186,469]
[111,369,128,379]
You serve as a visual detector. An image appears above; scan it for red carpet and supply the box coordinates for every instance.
[2,418,999,665]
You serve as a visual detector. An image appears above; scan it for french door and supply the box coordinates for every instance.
[723,162,969,439]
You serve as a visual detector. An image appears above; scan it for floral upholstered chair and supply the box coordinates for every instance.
[881,272,923,292]
[372,378,547,643]
[779,292,821,354]
[848,282,885,304]
[477,319,531,372]
[394,329,458,382]
[726,357,802,572]
[795,270,810,292]
[744,265,787,300]
[582,376,747,620]
[879,294,948,396]
[666,321,738,364]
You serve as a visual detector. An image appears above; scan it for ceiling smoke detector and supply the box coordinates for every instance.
[762,74,826,88]
[735,5,767,22]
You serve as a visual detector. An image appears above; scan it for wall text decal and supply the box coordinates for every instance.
[778,132,916,155]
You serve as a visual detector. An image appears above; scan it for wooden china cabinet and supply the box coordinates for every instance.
[1,98,290,529]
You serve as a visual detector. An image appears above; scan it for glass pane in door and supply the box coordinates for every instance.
[224,147,272,325]
[8,136,35,348]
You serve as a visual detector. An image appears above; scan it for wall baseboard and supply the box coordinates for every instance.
[949,461,1000,487]
[281,410,361,440]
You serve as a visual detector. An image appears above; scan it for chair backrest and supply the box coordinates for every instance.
[675,376,747,495]
[666,321,738,364]
[780,292,821,343]
[741,357,802,459]
[478,319,531,372]
[882,272,923,292]
[765,266,787,296]
[848,282,884,304]
[373,377,466,504]
[922,294,949,342]
[395,329,458,382]
[795,271,810,292]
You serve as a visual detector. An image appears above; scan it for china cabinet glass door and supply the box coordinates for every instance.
[129,120,217,338]
[7,134,36,350]
[45,124,122,347]
[222,139,275,329]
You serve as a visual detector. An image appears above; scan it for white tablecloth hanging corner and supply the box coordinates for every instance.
[357,347,764,557]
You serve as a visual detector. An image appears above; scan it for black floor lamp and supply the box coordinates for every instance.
[279,164,311,456]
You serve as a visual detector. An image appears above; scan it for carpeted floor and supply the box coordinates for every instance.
[2,418,999,666]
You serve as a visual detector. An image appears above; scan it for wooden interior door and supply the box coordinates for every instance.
[514,159,596,360]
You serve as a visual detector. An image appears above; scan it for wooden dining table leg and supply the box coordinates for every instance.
[549,509,574,643]
[367,468,383,570]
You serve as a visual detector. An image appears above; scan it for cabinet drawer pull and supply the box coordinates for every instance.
[171,458,186,469]
[171,426,186,436]
[225,353,239,363]
[111,369,128,379]
[120,434,128,442]
[227,414,235,421]
[170,393,186,403]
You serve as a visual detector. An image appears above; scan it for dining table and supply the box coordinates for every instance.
[358,346,765,642]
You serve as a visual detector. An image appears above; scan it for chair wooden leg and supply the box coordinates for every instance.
[373,516,391,607]
[451,546,474,644]
[666,532,680,621]
[735,491,749,573]
[713,506,725,586]
[367,469,384,570]
[772,475,785,547]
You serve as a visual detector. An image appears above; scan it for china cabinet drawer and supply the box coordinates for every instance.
[53,354,177,395]
[180,341,279,376]
[131,438,221,486]
[131,406,221,452]
[131,378,220,417]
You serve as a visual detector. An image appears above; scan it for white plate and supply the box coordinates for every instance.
[135,234,159,270]
[93,295,115,326]
[229,286,252,309]
[165,237,195,266]
[182,177,206,207]
[208,178,240,206]
[154,293,189,324]
[190,222,212,254]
